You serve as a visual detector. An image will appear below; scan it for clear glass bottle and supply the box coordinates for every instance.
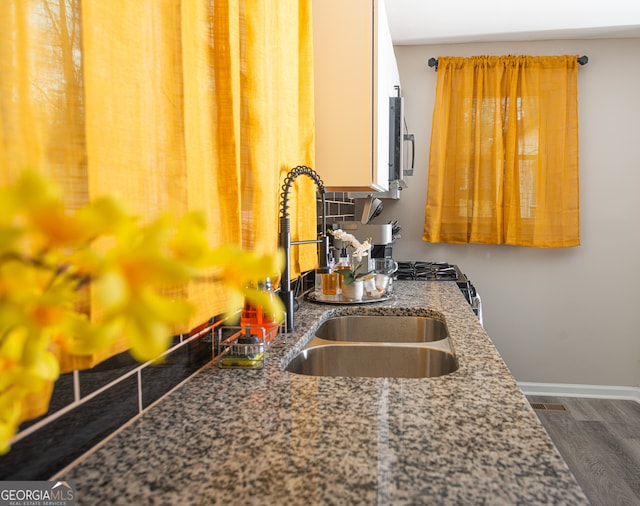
[334,247,351,292]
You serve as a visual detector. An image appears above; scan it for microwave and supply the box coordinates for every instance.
[389,87,415,185]
[349,88,414,200]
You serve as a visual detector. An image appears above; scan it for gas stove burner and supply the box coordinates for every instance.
[397,261,462,281]
[433,266,458,280]
[396,261,414,280]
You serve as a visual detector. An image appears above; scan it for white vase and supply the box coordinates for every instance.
[341,279,364,301]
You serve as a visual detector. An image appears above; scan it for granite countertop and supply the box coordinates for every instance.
[63,281,589,505]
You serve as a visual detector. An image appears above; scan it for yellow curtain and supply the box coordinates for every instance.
[423,55,580,248]
[1,0,315,409]
[242,0,317,268]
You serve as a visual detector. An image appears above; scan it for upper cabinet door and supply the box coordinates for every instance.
[312,0,400,192]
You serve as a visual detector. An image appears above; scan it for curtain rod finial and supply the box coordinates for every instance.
[427,57,438,71]
[577,55,588,65]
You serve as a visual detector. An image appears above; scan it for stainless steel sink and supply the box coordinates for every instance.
[315,315,448,343]
[285,313,458,378]
[285,344,458,378]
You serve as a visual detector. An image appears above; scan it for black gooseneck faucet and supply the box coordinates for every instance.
[279,166,330,332]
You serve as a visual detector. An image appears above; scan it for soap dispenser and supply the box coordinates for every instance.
[240,277,279,342]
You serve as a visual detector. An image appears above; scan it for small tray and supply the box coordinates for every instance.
[306,292,393,305]
[217,326,267,369]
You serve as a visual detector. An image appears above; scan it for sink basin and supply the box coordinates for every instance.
[285,344,458,378]
[315,315,448,343]
[285,314,458,378]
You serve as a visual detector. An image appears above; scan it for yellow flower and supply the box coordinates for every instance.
[209,246,285,321]
[0,170,286,454]
[0,404,21,455]
[168,212,212,267]
[0,328,60,455]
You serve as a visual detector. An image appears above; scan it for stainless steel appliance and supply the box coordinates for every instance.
[389,87,415,184]
[349,86,414,201]
[331,221,394,259]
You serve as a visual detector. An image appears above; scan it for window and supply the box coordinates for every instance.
[423,55,580,248]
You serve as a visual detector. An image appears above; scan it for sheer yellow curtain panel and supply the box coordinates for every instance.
[1,0,315,422]
[243,0,317,275]
[0,1,100,372]
[0,0,88,208]
[423,55,580,248]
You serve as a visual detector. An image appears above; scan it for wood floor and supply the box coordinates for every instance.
[528,396,640,506]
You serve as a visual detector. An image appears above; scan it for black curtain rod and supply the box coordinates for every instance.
[427,55,589,71]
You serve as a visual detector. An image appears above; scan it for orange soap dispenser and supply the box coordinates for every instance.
[239,277,280,343]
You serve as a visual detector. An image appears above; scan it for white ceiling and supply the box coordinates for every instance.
[383,0,640,45]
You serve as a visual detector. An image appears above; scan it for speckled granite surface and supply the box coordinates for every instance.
[62,281,589,505]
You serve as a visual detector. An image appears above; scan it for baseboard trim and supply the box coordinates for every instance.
[518,382,640,403]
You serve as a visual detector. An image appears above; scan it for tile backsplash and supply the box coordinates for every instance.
[0,322,222,480]
[0,192,354,480]
[320,192,356,224]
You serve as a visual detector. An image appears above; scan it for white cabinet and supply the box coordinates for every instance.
[312,0,400,192]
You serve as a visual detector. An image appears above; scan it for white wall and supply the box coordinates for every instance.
[377,38,640,387]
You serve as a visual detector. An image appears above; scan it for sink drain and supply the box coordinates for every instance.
[530,402,568,412]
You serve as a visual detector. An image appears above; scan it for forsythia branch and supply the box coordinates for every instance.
[0,170,284,454]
